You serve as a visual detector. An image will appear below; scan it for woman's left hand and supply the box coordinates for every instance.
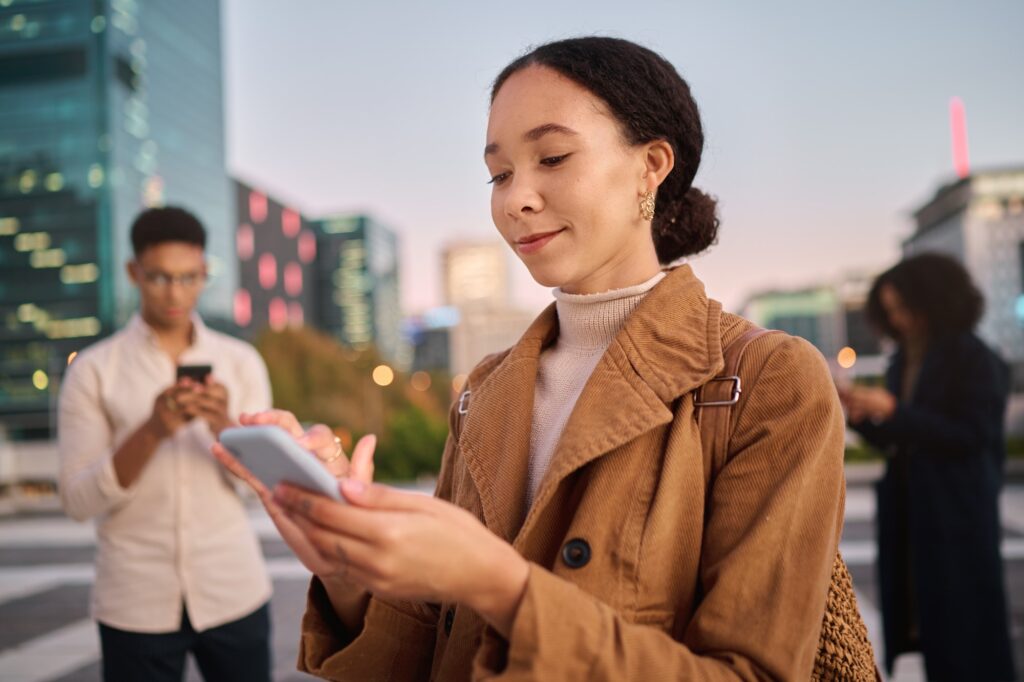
[274,479,530,637]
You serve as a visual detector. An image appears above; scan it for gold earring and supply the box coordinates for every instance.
[640,191,656,221]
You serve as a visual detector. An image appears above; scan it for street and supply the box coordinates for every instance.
[1,473,1023,681]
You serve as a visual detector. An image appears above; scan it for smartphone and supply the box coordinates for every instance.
[177,364,212,383]
[220,425,343,502]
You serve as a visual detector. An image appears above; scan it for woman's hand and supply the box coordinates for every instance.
[274,480,530,637]
[838,386,897,423]
[210,408,375,576]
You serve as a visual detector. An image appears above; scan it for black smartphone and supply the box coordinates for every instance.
[176,364,212,383]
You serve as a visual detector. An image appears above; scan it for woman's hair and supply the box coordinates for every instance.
[866,252,984,339]
[491,36,718,263]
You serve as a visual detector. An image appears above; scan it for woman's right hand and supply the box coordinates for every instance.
[211,408,376,579]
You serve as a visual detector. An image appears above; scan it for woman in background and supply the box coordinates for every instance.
[843,252,1015,681]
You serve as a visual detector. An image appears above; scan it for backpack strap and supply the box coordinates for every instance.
[695,327,781,482]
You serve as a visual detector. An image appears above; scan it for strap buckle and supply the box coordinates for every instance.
[693,376,742,407]
[457,390,472,415]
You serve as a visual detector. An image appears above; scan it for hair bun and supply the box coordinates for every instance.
[653,186,719,262]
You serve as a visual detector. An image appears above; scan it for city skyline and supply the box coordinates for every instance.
[222,0,1024,314]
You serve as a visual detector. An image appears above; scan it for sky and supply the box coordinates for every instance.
[221,0,1024,315]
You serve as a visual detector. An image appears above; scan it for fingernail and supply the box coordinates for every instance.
[341,478,365,495]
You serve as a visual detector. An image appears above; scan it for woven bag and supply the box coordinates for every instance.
[696,328,880,681]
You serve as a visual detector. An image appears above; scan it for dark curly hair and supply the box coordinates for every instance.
[491,37,718,264]
[866,252,984,340]
[130,206,206,256]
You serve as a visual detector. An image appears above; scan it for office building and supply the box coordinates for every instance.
[233,180,316,336]
[442,241,509,309]
[311,214,407,368]
[0,0,233,437]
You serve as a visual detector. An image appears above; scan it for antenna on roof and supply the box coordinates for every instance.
[949,96,970,179]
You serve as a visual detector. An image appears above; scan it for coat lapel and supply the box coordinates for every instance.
[524,265,726,536]
[457,306,557,543]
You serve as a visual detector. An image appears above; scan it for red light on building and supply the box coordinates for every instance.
[298,230,316,263]
[282,208,301,238]
[269,297,288,330]
[284,262,303,296]
[237,224,254,260]
[288,301,304,327]
[234,289,252,327]
[258,252,277,289]
[249,191,268,223]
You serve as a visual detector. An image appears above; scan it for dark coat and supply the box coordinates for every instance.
[852,332,1015,680]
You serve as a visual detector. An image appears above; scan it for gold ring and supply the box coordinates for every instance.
[165,396,178,412]
[319,436,343,464]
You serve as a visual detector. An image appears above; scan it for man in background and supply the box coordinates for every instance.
[57,206,273,681]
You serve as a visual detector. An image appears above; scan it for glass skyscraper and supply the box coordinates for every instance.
[0,0,234,437]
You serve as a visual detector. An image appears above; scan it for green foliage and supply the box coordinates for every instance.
[255,327,452,481]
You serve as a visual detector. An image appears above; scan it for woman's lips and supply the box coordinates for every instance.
[516,228,565,255]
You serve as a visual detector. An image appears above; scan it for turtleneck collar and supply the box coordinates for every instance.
[553,271,666,350]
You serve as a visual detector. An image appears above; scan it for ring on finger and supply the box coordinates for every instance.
[165,395,178,412]
[318,436,344,463]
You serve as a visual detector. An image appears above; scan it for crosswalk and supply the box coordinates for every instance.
[2,485,1022,681]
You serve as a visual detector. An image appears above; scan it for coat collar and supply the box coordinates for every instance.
[458,265,725,543]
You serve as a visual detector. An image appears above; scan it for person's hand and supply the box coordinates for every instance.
[147,381,201,439]
[210,414,376,574]
[190,376,232,436]
[839,386,897,423]
[273,480,530,637]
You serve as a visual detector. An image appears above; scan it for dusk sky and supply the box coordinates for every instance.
[222,0,1024,315]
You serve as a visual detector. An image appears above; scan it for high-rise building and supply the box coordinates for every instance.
[311,215,407,368]
[442,242,509,309]
[440,241,534,377]
[233,180,316,337]
[0,0,234,437]
[904,169,1024,377]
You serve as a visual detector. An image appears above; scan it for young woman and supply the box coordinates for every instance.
[842,253,1015,681]
[216,37,850,679]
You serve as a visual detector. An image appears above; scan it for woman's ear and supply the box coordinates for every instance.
[642,139,675,191]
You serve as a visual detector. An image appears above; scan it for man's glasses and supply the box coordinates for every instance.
[138,268,206,289]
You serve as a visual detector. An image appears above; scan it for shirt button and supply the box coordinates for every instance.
[444,607,455,635]
[561,538,591,569]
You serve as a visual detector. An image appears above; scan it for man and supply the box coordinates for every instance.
[57,206,273,681]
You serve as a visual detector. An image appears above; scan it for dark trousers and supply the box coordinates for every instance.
[98,602,271,682]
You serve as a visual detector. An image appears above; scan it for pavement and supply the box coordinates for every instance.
[1,468,1023,681]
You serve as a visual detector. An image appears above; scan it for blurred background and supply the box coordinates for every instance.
[0,0,1022,680]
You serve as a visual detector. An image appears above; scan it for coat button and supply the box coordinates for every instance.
[561,538,591,568]
[444,607,455,635]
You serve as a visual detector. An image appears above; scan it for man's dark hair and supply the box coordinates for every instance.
[492,36,718,264]
[130,206,206,256]
[866,252,984,340]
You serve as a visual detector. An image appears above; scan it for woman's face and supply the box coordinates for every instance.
[878,283,925,341]
[485,65,665,294]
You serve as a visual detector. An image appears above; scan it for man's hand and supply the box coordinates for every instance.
[191,376,232,436]
[148,381,200,439]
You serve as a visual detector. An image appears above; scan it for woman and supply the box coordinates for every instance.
[216,37,851,679]
[842,253,1015,680]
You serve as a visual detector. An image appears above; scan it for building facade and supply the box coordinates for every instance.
[0,0,233,437]
[311,214,407,368]
[233,180,316,337]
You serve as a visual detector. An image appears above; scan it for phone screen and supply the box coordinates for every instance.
[176,364,212,383]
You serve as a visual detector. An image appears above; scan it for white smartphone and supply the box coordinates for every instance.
[220,425,343,502]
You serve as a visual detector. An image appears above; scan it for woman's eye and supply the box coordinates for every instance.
[540,154,569,167]
[487,172,511,185]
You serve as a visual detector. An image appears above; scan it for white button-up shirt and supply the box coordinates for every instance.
[57,314,273,633]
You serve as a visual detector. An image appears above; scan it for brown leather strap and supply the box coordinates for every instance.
[696,328,781,481]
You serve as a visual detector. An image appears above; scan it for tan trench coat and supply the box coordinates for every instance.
[297,265,846,680]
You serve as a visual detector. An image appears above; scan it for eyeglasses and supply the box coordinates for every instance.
[138,268,206,289]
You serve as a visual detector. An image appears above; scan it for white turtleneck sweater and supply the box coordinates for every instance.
[527,271,667,507]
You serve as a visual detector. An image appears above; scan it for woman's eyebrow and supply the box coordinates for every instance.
[484,123,580,157]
